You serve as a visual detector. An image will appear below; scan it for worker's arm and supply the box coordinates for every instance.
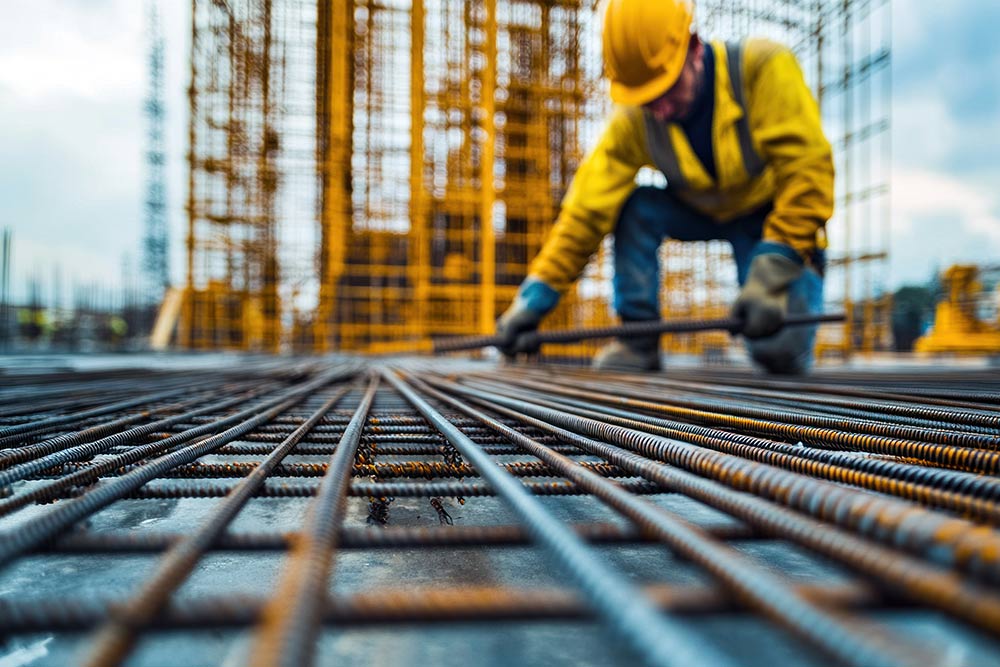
[525,106,648,298]
[496,108,646,356]
[732,43,833,338]
[746,42,834,263]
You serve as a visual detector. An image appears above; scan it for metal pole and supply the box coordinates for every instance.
[478,0,497,336]
[433,312,846,353]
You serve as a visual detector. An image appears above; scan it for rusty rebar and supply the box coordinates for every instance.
[465,375,1000,523]
[0,366,357,566]
[383,369,731,667]
[0,581,885,632]
[79,383,355,667]
[427,376,1000,638]
[2,360,999,665]
[413,373,912,667]
[250,374,380,667]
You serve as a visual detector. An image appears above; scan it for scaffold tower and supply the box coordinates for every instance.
[143,0,169,304]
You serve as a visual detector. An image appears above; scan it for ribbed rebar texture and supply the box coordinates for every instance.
[1,357,999,667]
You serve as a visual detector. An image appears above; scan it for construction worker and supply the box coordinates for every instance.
[496,0,832,374]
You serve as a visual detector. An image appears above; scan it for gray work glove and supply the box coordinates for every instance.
[732,253,804,339]
[495,300,545,357]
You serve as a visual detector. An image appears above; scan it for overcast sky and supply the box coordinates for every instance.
[1,1,998,304]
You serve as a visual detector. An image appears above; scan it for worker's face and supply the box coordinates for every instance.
[644,37,705,123]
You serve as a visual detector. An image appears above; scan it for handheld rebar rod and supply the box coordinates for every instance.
[432,312,845,353]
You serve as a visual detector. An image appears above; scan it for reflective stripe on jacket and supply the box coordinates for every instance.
[528,38,834,294]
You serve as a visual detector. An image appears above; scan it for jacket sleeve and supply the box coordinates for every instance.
[527,106,648,293]
[746,44,834,260]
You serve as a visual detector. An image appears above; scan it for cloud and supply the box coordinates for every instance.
[894,0,1000,93]
[893,0,1000,177]
[886,0,1000,288]
[0,88,145,300]
[891,166,1000,286]
[0,0,144,100]
[0,1,189,302]
[8,237,122,305]
[893,86,1000,181]
[891,95,960,170]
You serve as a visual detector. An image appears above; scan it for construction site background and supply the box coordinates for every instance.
[2,1,998,361]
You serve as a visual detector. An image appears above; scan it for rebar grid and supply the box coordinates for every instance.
[1,359,999,666]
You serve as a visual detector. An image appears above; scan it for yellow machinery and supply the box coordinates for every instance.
[915,265,1000,356]
[180,0,891,358]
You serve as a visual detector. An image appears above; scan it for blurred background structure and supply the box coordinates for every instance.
[178,0,893,358]
[142,2,170,313]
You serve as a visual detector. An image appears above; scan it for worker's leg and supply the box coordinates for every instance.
[599,186,733,371]
[611,186,823,373]
[612,186,730,321]
[729,228,825,374]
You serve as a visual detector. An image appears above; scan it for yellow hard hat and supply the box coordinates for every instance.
[602,0,694,106]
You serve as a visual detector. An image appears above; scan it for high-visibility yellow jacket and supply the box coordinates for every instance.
[528,38,834,294]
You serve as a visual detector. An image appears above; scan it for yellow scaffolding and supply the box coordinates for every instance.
[183,0,891,360]
[308,0,603,356]
[182,0,289,351]
[314,0,353,353]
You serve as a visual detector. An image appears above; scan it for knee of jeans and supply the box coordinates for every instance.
[616,187,664,236]
[787,268,824,315]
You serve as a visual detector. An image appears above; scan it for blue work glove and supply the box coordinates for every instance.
[495,279,560,357]
[732,252,804,339]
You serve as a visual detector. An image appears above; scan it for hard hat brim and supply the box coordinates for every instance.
[608,30,693,106]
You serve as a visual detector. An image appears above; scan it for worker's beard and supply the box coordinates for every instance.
[672,59,706,122]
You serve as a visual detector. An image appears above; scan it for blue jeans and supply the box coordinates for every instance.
[612,186,824,374]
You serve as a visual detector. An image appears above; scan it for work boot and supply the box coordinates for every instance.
[592,336,661,372]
